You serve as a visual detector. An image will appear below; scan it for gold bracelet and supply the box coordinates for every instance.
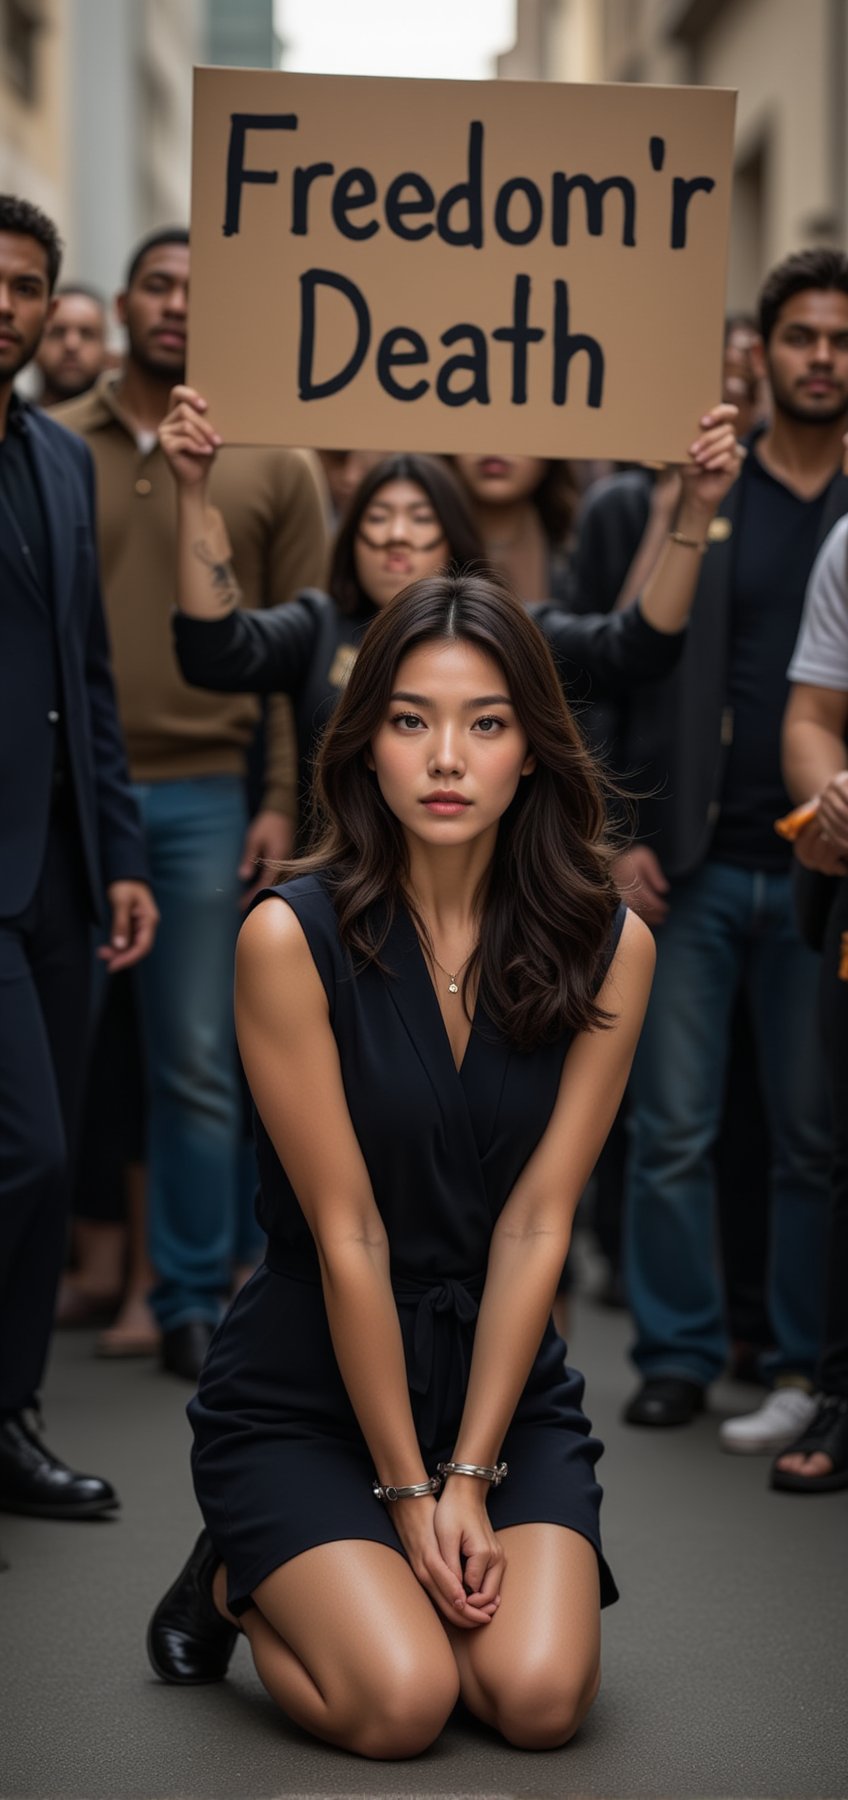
[669,529,709,553]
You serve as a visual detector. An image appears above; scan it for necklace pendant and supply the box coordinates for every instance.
[448,977,459,994]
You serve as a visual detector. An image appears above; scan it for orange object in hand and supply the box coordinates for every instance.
[774,798,820,841]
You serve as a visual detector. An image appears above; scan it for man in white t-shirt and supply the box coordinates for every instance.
[777,515,848,1490]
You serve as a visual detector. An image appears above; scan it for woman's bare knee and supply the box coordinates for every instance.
[345,1661,461,1760]
[251,1640,459,1759]
[247,1543,461,1757]
[494,1660,601,1751]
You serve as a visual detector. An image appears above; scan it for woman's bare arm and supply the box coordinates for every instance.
[613,469,681,612]
[783,683,848,802]
[158,385,243,618]
[452,910,655,1471]
[235,898,496,1627]
[236,900,426,1480]
[783,683,848,870]
[637,405,741,634]
[430,909,654,1605]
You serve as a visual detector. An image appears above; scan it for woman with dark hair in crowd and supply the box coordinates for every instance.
[147,569,655,1754]
[159,389,741,800]
[170,437,482,831]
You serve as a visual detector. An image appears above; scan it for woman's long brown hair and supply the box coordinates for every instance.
[292,571,621,1051]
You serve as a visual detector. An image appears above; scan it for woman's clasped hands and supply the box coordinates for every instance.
[391,1479,505,1629]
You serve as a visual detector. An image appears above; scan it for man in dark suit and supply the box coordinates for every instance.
[0,195,158,1518]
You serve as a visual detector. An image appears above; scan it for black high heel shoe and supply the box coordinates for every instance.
[147,1530,238,1683]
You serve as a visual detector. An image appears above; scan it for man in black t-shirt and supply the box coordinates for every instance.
[622,251,848,1453]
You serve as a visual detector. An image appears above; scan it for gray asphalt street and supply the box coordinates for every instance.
[1,1282,846,1800]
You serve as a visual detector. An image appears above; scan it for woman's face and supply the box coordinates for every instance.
[369,639,535,852]
[353,479,448,610]
[454,454,547,509]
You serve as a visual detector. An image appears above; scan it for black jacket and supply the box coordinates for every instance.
[0,401,148,919]
[175,591,374,818]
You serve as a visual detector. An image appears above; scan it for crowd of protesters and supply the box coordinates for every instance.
[1,185,847,1545]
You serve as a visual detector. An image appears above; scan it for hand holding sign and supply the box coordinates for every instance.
[159,386,221,489]
[678,401,742,519]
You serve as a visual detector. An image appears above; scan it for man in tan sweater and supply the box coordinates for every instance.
[57,228,328,1379]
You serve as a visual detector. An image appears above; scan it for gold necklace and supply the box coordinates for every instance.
[429,947,476,995]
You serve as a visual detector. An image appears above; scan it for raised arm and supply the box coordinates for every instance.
[623,402,741,631]
[534,405,742,699]
[235,898,499,1631]
[160,387,322,695]
[158,384,238,618]
[433,911,655,1603]
[613,469,682,613]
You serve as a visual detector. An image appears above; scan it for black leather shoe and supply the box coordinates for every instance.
[0,1413,120,1518]
[147,1530,238,1684]
[623,1377,706,1427]
[161,1321,214,1383]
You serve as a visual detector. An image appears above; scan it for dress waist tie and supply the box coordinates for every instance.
[393,1272,485,1444]
[265,1244,485,1445]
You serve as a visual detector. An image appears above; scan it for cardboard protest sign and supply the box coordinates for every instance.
[188,68,736,461]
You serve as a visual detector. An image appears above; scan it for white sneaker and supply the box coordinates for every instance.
[719,1387,818,1455]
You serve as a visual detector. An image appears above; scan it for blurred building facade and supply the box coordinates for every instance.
[0,0,70,225]
[500,0,848,311]
[0,0,279,298]
[6,1,845,316]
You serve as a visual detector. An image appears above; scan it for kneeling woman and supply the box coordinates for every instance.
[148,573,655,1758]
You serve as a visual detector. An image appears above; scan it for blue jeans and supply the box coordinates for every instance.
[625,860,830,1386]
[132,778,248,1330]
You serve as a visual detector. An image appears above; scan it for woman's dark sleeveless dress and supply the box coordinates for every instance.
[189,874,624,1613]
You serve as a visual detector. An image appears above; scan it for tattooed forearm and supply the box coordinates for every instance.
[192,539,242,610]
